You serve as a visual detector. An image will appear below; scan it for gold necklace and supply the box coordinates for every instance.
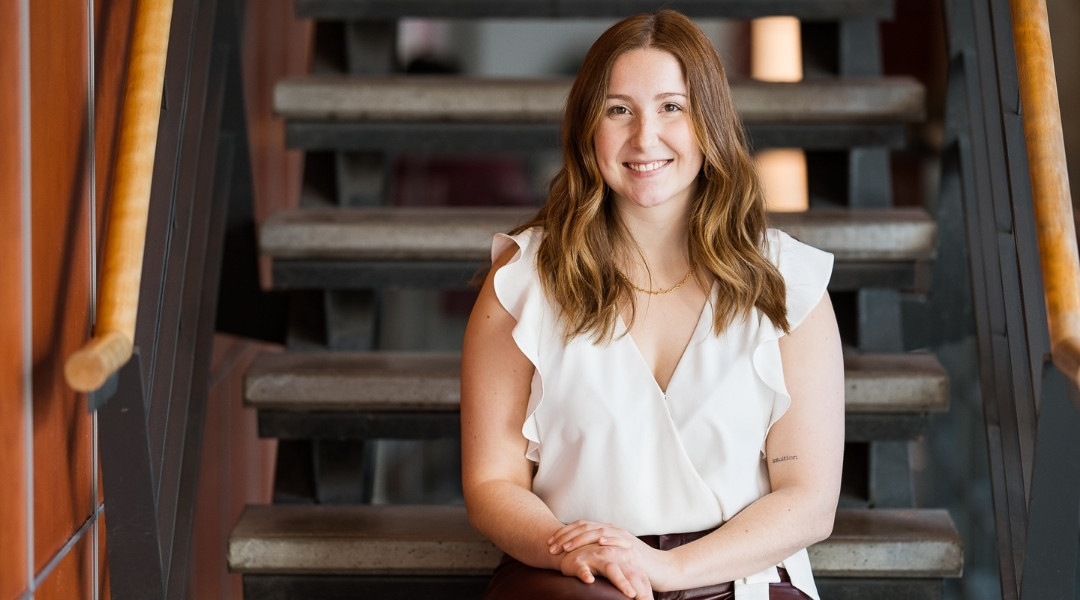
[617,267,695,295]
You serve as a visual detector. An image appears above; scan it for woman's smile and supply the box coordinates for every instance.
[625,160,673,173]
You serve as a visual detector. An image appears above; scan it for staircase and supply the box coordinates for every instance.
[227,1,965,598]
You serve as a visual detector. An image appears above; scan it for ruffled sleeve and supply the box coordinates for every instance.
[491,228,548,462]
[752,229,834,452]
[770,229,834,331]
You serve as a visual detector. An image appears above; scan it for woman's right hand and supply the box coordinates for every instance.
[559,543,654,599]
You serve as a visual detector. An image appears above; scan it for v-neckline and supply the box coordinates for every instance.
[617,283,715,396]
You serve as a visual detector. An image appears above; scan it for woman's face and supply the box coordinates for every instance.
[594,48,704,217]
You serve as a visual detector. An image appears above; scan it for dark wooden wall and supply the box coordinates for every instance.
[0,0,29,596]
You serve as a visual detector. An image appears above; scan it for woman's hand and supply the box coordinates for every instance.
[558,543,654,598]
[549,520,641,554]
[549,520,676,594]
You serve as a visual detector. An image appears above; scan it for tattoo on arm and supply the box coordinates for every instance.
[771,455,798,464]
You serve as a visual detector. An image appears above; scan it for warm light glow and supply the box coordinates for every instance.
[756,149,808,212]
[751,17,802,81]
[751,17,808,212]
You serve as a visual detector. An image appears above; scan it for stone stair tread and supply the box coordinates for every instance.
[275,75,925,124]
[229,504,496,576]
[843,352,949,412]
[261,206,937,263]
[296,0,895,20]
[228,504,963,578]
[245,350,948,414]
[246,351,462,411]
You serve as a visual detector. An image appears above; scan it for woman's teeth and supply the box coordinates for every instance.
[626,160,669,172]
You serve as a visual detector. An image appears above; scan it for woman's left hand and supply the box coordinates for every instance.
[548,521,677,589]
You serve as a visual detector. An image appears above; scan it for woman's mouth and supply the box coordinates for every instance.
[624,160,671,172]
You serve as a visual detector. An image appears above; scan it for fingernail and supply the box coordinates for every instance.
[549,544,558,553]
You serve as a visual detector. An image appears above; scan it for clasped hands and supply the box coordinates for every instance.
[547,520,674,599]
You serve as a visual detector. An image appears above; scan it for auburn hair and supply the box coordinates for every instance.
[511,10,789,341]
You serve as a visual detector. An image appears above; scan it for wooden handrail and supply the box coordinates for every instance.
[65,0,173,393]
[1010,0,1080,388]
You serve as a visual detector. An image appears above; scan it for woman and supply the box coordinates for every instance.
[460,10,844,600]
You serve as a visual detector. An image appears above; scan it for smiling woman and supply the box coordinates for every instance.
[460,10,845,600]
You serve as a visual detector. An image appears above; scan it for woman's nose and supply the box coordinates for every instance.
[631,114,659,149]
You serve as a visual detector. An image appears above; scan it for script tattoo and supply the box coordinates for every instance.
[771,455,798,464]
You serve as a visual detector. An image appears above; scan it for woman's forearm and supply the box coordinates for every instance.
[656,485,835,590]
[465,478,567,571]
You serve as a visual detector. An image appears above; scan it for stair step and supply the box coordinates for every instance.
[296,0,895,20]
[246,351,947,413]
[283,77,924,150]
[276,76,925,124]
[228,504,963,579]
[245,351,946,442]
[261,207,935,293]
[262,207,935,263]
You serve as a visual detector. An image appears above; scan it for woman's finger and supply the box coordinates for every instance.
[631,571,653,599]
[549,521,608,552]
[600,562,638,598]
[548,520,603,544]
[560,528,634,553]
[576,562,596,584]
[551,523,633,553]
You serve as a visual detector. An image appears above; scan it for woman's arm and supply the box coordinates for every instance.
[551,292,845,591]
[460,246,565,570]
[462,247,657,598]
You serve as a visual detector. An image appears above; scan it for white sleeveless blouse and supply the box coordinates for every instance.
[491,227,833,600]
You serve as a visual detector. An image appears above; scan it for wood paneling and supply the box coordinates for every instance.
[99,511,110,598]
[0,0,28,596]
[29,0,95,571]
[243,0,312,285]
[188,335,278,600]
[34,526,94,600]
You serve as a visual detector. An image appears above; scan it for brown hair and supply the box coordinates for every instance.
[512,10,789,341]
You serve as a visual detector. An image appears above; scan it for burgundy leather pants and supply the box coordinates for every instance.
[481,530,813,600]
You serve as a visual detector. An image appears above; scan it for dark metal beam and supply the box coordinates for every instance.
[285,121,910,153]
[256,409,930,442]
[270,259,929,293]
[295,0,895,20]
[99,354,165,599]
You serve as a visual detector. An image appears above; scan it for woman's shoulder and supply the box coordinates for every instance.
[763,228,832,268]
[488,226,549,322]
[763,228,834,330]
[491,226,544,264]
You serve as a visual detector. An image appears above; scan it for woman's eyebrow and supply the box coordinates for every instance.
[605,92,687,101]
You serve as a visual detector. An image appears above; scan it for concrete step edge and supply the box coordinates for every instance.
[260,206,938,263]
[274,75,925,123]
[227,505,963,579]
[245,350,948,414]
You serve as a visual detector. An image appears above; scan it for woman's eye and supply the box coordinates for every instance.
[606,105,630,116]
[662,103,683,113]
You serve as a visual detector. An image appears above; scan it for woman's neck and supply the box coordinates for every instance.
[616,203,691,272]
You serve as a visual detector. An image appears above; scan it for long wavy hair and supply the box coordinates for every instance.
[511,10,789,342]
